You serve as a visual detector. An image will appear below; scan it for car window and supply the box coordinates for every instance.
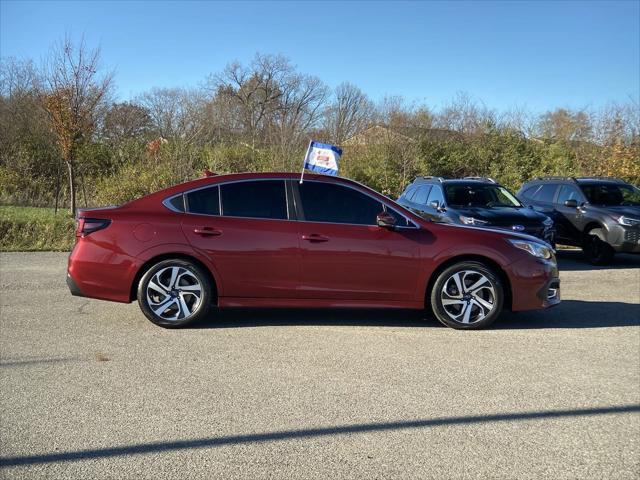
[220,180,288,220]
[427,185,445,206]
[413,185,432,205]
[402,185,418,201]
[580,183,640,207]
[168,194,186,212]
[556,185,582,205]
[532,184,558,203]
[444,184,522,207]
[385,207,413,227]
[521,186,540,200]
[299,182,383,225]
[186,186,220,215]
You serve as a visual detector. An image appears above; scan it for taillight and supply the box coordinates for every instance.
[76,218,111,237]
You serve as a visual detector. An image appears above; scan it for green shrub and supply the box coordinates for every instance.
[0,206,75,251]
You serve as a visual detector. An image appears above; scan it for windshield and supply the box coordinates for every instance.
[580,184,640,207]
[444,184,523,208]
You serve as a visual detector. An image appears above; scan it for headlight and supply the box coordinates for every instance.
[508,239,553,259]
[460,215,488,225]
[543,217,553,227]
[617,216,640,227]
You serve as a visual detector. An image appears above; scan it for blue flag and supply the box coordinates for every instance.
[303,141,342,176]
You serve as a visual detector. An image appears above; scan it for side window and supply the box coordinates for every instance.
[186,186,220,215]
[556,185,582,205]
[167,194,185,212]
[220,180,288,220]
[533,184,558,203]
[386,207,412,227]
[413,185,432,205]
[427,186,445,206]
[299,182,383,225]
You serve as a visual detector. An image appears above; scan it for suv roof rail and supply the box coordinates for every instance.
[463,176,497,183]
[534,176,578,183]
[575,176,627,183]
[419,176,445,182]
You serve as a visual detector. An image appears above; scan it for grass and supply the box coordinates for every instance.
[0,206,75,251]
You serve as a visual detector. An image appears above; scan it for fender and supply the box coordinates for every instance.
[134,243,225,297]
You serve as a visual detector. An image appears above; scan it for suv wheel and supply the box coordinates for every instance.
[430,261,504,330]
[138,259,213,328]
[582,228,614,265]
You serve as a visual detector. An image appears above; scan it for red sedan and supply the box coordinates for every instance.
[67,172,560,329]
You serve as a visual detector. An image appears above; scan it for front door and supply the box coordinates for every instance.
[181,180,300,299]
[295,181,422,301]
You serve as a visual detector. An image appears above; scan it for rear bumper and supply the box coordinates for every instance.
[67,240,141,303]
[66,273,85,297]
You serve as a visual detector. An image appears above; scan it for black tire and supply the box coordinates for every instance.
[137,258,213,328]
[430,261,504,330]
[582,228,614,265]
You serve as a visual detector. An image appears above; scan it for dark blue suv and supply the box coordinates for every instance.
[397,177,555,244]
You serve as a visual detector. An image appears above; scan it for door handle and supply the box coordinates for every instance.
[193,227,222,236]
[302,234,329,242]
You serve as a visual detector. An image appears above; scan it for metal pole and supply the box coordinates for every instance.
[300,140,312,184]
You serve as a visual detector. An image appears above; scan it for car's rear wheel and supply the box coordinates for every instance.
[430,261,504,330]
[582,228,614,265]
[137,259,213,328]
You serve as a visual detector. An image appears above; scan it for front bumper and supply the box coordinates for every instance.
[608,225,640,253]
[507,256,560,311]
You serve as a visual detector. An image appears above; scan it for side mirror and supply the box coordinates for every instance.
[376,212,397,228]
[564,199,578,208]
[429,200,440,210]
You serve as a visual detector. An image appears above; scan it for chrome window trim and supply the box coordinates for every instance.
[178,178,292,222]
[162,194,185,213]
[164,176,420,229]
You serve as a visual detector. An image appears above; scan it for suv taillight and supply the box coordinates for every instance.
[76,218,111,237]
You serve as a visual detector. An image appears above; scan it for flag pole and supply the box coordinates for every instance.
[300,140,312,184]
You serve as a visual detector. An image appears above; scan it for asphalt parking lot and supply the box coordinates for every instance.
[0,251,639,479]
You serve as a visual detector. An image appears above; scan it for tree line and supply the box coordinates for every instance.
[1,37,638,214]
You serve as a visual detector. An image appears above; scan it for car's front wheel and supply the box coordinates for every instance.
[137,259,213,328]
[582,228,614,265]
[430,261,504,329]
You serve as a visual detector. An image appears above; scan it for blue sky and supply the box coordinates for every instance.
[1,0,639,112]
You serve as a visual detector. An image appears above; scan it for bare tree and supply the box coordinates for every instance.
[103,101,153,142]
[210,54,291,150]
[270,73,328,165]
[41,36,113,215]
[324,82,373,144]
[435,92,496,135]
[137,87,206,142]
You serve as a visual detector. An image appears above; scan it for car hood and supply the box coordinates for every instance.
[452,206,548,224]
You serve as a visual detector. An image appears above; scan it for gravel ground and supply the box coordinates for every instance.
[0,250,639,479]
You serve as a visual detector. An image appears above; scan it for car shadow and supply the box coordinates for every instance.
[556,249,640,271]
[189,300,639,330]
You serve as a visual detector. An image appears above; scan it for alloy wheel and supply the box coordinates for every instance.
[146,266,203,321]
[440,270,496,324]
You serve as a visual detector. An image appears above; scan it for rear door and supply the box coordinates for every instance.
[294,180,422,302]
[181,179,300,299]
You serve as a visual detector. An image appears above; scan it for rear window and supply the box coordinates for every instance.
[186,187,220,215]
[220,180,288,220]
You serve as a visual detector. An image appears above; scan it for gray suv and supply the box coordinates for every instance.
[517,177,640,264]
